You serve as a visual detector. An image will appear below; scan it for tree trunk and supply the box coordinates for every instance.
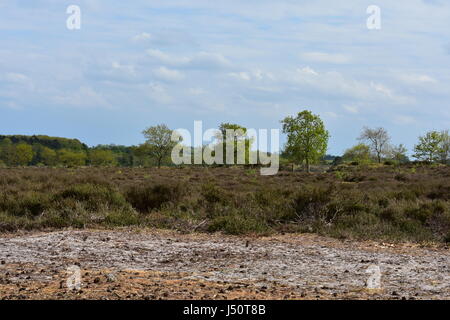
[306,158,310,173]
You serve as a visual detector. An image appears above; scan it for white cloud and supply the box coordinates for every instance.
[153,66,185,81]
[325,111,338,118]
[228,69,275,82]
[145,82,173,104]
[111,62,136,76]
[228,72,251,81]
[301,52,351,64]
[147,49,190,66]
[297,66,318,76]
[397,73,437,85]
[188,88,206,95]
[4,72,29,82]
[1,72,34,90]
[53,87,110,108]
[132,32,153,42]
[371,82,393,97]
[343,105,359,114]
[393,115,417,125]
[146,50,230,69]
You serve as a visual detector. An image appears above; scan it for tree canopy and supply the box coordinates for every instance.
[281,110,329,172]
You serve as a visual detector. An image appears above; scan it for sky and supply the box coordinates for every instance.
[0,0,449,155]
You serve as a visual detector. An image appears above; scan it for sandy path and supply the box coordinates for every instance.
[0,230,448,300]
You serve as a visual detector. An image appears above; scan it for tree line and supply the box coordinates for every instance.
[0,110,449,169]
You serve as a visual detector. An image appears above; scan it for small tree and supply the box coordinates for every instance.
[58,149,87,166]
[142,124,176,168]
[217,123,253,165]
[343,143,372,164]
[40,147,57,166]
[12,143,34,166]
[439,130,450,164]
[388,144,409,163]
[0,138,14,166]
[413,131,443,162]
[358,127,390,163]
[89,149,117,166]
[281,110,329,173]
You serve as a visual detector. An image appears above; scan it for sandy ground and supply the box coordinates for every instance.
[0,229,448,300]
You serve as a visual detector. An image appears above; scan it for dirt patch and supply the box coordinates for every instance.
[0,229,448,300]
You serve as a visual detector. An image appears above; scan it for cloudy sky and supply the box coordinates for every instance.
[1,0,449,155]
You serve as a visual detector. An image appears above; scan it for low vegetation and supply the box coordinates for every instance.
[0,165,449,243]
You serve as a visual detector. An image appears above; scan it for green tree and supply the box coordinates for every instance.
[0,138,14,166]
[40,147,57,166]
[58,149,87,166]
[217,123,253,165]
[342,143,372,164]
[281,110,329,173]
[358,127,390,163]
[141,124,176,168]
[439,130,450,164]
[388,144,409,163]
[12,143,34,166]
[413,131,443,162]
[89,149,117,166]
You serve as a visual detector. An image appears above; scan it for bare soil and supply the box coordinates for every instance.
[0,229,448,300]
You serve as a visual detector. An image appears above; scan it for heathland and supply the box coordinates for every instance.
[1,164,449,243]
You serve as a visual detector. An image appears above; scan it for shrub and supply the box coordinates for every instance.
[208,211,269,235]
[125,183,184,213]
[55,183,127,211]
[290,186,335,222]
[200,183,230,205]
[105,210,140,226]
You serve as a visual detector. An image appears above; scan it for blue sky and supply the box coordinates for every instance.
[0,0,449,155]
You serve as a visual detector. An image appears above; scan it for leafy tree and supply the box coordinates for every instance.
[57,149,87,166]
[281,110,329,173]
[413,131,443,162]
[93,144,134,167]
[141,124,176,168]
[40,146,57,166]
[12,143,34,166]
[217,123,253,165]
[388,144,409,163]
[0,135,87,151]
[0,138,14,166]
[343,143,372,164]
[89,149,117,166]
[439,130,450,164]
[358,127,390,163]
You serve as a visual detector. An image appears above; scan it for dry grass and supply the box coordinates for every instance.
[0,164,449,242]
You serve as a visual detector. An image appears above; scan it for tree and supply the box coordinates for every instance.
[413,131,443,162]
[89,149,117,166]
[281,110,329,173]
[142,124,176,168]
[388,144,409,163]
[439,130,450,164]
[358,127,390,163]
[0,138,14,166]
[57,149,87,166]
[12,143,34,166]
[40,147,57,166]
[217,123,253,165]
[342,143,372,164]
